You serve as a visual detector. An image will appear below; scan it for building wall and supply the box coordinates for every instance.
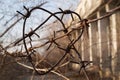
[71,0,120,79]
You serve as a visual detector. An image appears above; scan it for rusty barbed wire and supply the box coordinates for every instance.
[0,3,119,80]
[15,5,92,79]
[4,5,120,50]
[7,5,119,79]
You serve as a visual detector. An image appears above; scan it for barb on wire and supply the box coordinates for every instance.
[59,8,74,21]
[45,31,59,50]
[17,6,31,19]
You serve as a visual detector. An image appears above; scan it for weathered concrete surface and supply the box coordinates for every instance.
[75,0,102,18]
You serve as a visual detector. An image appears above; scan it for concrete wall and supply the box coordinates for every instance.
[71,0,120,79]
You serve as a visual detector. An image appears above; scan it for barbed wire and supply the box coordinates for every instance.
[0,3,120,80]
[14,4,92,79]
